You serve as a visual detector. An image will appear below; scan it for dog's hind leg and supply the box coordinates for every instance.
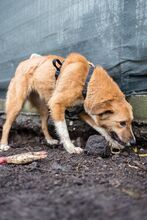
[29,92,59,145]
[0,80,28,151]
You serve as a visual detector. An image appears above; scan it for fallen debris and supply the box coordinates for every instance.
[130,160,147,171]
[122,188,141,199]
[132,146,147,157]
[0,151,47,165]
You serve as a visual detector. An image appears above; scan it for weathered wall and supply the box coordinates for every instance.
[0,0,147,98]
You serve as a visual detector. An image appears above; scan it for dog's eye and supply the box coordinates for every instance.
[120,121,127,127]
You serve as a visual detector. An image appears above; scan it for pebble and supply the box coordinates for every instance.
[69,121,73,126]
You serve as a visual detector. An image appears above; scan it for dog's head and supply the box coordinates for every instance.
[89,98,135,147]
[84,66,136,147]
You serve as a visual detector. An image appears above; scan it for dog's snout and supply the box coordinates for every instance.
[130,137,136,146]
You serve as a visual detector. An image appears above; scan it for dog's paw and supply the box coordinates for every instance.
[46,139,59,145]
[73,147,83,154]
[109,141,124,150]
[0,144,10,152]
[65,144,83,154]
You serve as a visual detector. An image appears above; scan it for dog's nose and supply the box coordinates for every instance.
[130,138,136,146]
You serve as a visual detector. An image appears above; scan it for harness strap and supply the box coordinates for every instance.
[52,59,95,116]
[65,105,84,117]
[52,59,63,79]
[52,59,95,97]
[52,59,62,71]
[82,66,95,98]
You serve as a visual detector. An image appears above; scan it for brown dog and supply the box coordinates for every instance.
[0,53,135,153]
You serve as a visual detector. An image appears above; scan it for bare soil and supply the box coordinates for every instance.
[0,115,147,220]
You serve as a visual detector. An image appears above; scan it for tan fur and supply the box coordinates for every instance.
[84,66,135,146]
[49,53,89,121]
[0,53,135,153]
[1,54,64,147]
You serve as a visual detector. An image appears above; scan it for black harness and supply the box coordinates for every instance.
[52,59,95,116]
[82,65,95,98]
[52,59,63,77]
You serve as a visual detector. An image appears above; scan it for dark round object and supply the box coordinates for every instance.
[85,134,111,158]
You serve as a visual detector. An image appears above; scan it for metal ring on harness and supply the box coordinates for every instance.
[52,59,63,71]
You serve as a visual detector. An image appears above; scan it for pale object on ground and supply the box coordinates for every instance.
[0,151,47,164]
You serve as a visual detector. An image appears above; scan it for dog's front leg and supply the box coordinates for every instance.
[79,112,112,141]
[79,112,97,128]
[50,102,83,154]
[79,112,113,142]
[79,112,124,150]
[55,119,83,154]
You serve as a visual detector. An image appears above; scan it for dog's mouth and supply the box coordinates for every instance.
[110,131,126,146]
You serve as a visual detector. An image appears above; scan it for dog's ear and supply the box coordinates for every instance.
[98,109,114,120]
[90,100,114,119]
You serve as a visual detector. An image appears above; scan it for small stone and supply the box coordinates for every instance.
[84,134,111,158]
[69,121,73,126]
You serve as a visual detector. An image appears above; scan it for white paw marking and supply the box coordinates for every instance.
[0,144,10,152]
[65,144,83,154]
[72,147,83,154]
[46,139,59,145]
[54,120,83,154]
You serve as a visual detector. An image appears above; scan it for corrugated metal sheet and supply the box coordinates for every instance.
[0,0,147,98]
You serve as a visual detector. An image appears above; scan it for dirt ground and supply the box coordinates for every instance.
[0,115,147,220]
